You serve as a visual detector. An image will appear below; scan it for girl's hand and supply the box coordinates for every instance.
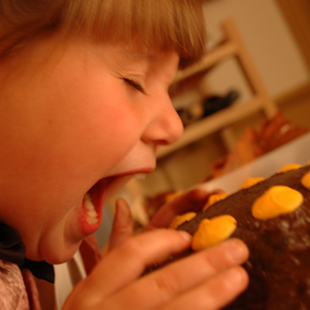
[106,188,216,252]
[64,229,249,310]
[144,187,222,231]
[107,187,222,249]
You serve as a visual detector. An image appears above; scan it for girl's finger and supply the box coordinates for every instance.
[82,229,193,299]
[104,238,249,310]
[145,188,220,231]
[158,266,249,310]
[108,198,134,251]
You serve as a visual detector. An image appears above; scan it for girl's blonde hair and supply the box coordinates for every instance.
[0,0,206,68]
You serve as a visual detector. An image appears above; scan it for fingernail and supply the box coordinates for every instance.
[178,231,192,242]
[224,239,248,263]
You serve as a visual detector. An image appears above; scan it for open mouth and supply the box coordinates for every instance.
[82,174,130,225]
[81,177,115,230]
[80,169,153,234]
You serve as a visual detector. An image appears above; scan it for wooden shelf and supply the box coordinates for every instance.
[157,18,278,158]
[174,41,237,82]
[157,97,262,158]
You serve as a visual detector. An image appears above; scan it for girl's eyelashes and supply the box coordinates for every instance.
[124,78,146,94]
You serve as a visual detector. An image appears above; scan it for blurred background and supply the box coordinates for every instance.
[96,0,310,247]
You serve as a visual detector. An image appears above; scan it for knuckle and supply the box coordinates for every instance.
[119,237,140,255]
[154,271,181,300]
[116,237,148,264]
[200,249,229,272]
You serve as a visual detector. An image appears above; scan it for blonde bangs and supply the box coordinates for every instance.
[0,0,206,67]
[61,0,206,68]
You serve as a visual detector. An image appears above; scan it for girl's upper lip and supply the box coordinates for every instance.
[88,167,155,207]
[105,167,155,178]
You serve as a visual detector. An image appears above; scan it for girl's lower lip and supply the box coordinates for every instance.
[79,205,103,236]
[79,189,106,236]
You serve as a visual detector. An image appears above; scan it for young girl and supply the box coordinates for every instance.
[0,0,249,309]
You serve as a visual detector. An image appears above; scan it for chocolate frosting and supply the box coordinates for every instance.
[176,165,310,309]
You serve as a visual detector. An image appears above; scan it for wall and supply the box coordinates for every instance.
[202,0,309,101]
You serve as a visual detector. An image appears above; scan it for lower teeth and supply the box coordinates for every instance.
[87,217,98,224]
[84,193,98,224]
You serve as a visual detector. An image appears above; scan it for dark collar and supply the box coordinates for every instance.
[0,222,54,283]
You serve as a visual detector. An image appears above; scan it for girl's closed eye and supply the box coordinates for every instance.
[124,78,146,95]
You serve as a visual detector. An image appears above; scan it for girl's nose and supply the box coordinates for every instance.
[142,94,184,146]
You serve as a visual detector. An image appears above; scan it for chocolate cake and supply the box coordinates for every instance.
[160,164,310,309]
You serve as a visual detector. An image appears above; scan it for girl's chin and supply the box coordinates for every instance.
[35,240,83,265]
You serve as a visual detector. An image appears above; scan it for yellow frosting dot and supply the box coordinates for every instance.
[191,215,237,251]
[202,193,229,211]
[301,172,310,190]
[252,186,303,220]
[277,164,302,173]
[240,177,266,189]
[169,212,197,229]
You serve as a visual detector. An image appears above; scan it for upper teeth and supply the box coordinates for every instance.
[84,193,98,224]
